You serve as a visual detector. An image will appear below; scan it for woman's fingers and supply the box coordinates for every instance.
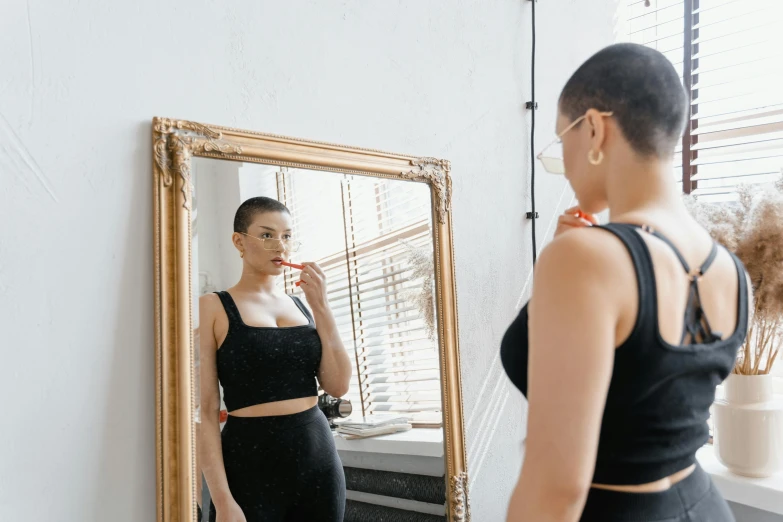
[302,262,326,278]
[303,264,326,284]
[563,206,598,225]
[576,210,598,225]
[558,214,585,227]
[300,267,323,287]
[555,212,594,238]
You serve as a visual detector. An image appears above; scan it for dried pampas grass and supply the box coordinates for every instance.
[685,175,783,375]
[398,239,437,341]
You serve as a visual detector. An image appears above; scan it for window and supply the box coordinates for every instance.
[274,168,442,423]
[627,0,783,202]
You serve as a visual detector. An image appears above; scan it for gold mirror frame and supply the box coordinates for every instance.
[152,117,469,522]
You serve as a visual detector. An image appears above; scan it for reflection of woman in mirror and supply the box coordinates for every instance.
[502,44,746,521]
[199,197,352,522]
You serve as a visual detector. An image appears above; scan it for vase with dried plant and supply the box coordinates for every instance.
[686,175,783,477]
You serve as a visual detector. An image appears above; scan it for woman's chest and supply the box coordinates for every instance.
[218,329,322,377]
[501,305,530,396]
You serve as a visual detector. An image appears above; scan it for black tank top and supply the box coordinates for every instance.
[500,223,749,485]
[215,291,322,412]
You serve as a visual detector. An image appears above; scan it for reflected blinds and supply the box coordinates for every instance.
[277,169,442,421]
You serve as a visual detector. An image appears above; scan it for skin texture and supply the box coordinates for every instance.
[198,210,352,522]
[505,109,748,522]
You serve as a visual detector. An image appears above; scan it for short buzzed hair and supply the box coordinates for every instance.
[233,197,290,233]
[559,43,687,158]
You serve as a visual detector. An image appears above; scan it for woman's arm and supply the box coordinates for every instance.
[506,230,621,522]
[198,294,245,521]
[299,262,353,397]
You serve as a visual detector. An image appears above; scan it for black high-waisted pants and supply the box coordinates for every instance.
[209,406,345,522]
[580,464,735,521]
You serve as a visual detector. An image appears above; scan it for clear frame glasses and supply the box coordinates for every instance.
[240,232,302,253]
[537,111,613,175]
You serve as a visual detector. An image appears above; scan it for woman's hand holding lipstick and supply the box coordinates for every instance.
[575,209,598,225]
[554,206,598,238]
[280,261,327,299]
[295,262,328,309]
[279,261,305,286]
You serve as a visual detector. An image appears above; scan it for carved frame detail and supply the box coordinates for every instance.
[152,117,467,521]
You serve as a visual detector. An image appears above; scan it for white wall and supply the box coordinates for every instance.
[0,1,619,520]
[193,158,243,293]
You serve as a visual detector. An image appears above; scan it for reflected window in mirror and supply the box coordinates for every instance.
[191,160,443,427]
[279,169,442,426]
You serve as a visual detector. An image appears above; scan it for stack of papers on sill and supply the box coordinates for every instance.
[409,412,443,429]
[334,415,412,439]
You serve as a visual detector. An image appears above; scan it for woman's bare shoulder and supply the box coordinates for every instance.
[543,226,634,271]
[199,293,222,317]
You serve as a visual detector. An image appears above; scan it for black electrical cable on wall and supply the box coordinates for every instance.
[530,0,538,264]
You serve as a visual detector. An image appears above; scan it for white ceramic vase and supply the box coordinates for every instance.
[713,373,783,477]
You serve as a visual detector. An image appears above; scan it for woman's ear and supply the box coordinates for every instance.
[232,232,243,252]
[585,108,608,150]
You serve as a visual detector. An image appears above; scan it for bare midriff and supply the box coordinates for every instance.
[228,396,318,417]
[591,464,696,493]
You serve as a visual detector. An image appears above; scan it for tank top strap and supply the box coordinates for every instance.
[290,295,314,325]
[628,224,719,278]
[214,291,243,326]
[595,223,657,337]
[629,224,725,344]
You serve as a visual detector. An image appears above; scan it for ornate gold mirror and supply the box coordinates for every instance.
[152,118,468,522]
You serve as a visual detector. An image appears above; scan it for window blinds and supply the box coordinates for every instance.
[629,0,783,201]
[277,168,442,421]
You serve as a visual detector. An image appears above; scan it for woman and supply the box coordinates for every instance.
[501,43,748,521]
[200,196,352,522]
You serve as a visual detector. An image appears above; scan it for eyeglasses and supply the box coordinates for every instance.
[240,232,302,253]
[537,111,613,175]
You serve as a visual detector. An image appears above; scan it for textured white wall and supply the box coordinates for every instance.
[193,159,243,293]
[0,1,618,520]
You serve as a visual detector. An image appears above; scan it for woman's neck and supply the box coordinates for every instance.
[606,152,686,223]
[233,267,279,295]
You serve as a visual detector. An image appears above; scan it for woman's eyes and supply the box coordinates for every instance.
[261,233,273,239]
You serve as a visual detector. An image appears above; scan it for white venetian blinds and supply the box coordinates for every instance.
[628,0,783,201]
[277,168,442,421]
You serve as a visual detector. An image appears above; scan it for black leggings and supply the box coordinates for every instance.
[209,406,345,522]
[580,465,734,521]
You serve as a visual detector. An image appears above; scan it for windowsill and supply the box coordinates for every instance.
[696,445,783,515]
[333,428,444,458]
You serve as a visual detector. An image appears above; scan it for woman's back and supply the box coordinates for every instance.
[630,212,743,349]
[501,215,750,485]
[590,219,749,485]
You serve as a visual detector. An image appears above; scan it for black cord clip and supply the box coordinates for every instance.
[525,101,538,110]
[526,212,539,219]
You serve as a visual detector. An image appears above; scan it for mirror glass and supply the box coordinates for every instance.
[191,158,447,521]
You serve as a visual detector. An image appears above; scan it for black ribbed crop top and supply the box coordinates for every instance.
[215,291,322,412]
[500,223,749,485]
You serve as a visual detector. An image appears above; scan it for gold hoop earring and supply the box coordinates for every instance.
[588,149,604,166]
